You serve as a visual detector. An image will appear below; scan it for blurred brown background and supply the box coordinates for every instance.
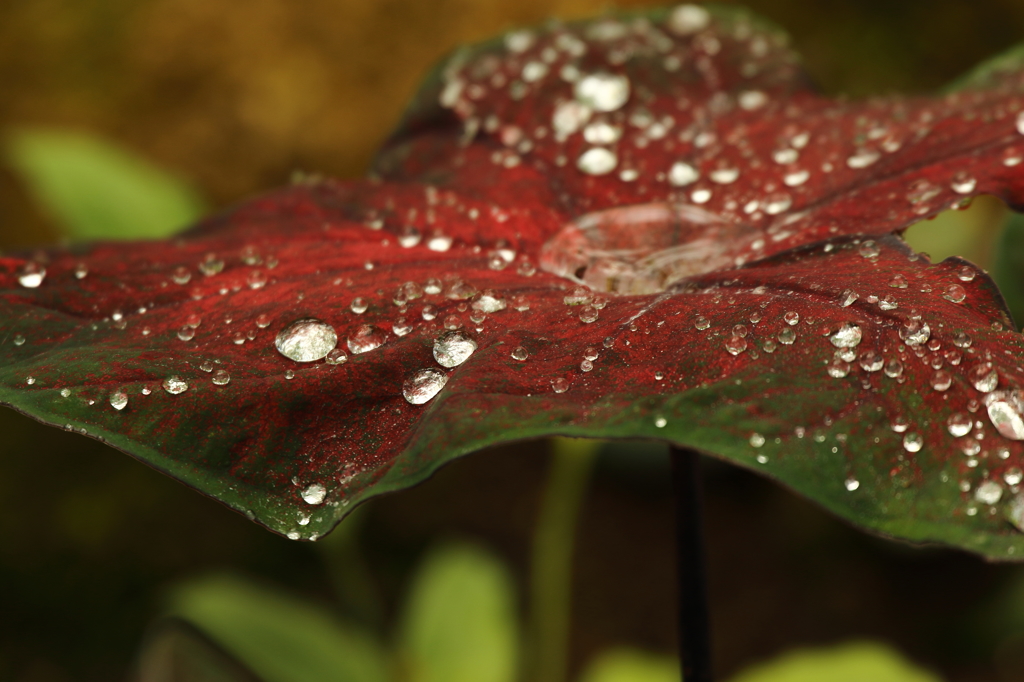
[3,1,1024,681]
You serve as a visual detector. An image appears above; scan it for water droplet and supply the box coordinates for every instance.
[878,295,898,311]
[255,314,271,329]
[975,480,1003,505]
[17,262,45,288]
[844,477,860,492]
[667,4,710,34]
[110,391,128,411]
[444,315,461,331]
[276,319,339,362]
[943,284,966,303]
[473,290,507,313]
[947,413,973,437]
[579,307,599,323]
[830,323,862,348]
[738,90,768,111]
[889,274,908,289]
[552,100,592,137]
[951,173,977,194]
[580,359,594,372]
[858,241,880,258]
[931,370,952,392]
[212,369,231,386]
[778,328,796,345]
[177,326,195,342]
[284,369,295,380]
[709,167,739,184]
[427,232,453,252]
[783,311,800,326]
[985,391,1024,440]
[12,334,25,346]
[325,349,348,365]
[200,361,214,372]
[198,255,225,276]
[577,148,617,175]
[347,325,386,354]
[74,263,88,279]
[655,416,667,428]
[668,161,699,186]
[1005,467,1023,486]
[163,376,188,395]
[574,72,630,112]
[694,316,710,330]
[883,359,904,378]
[1016,110,1024,136]
[890,416,909,433]
[827,360,851,378]
[957,266,976,282]
[732,324,748,338]
[583,122,622,144]
[903,432,924,453]
[403,368,449,405]
[725,336,747,355]
[763,192,792,215]
[847,149,880,169]
[899,318,930,346]
[433,330,477,368]
[511,346,529,361]
[350,297,368,314]
[783,169,809,187]
[952,331,972,349]
[968,362,998,393]
[859,350,884,372]
[749,433,765,447]
[398,227,422,248]
[247,270,268,289]
[60,388,71,398]
[551,377,570,393]
[302,483,327,505]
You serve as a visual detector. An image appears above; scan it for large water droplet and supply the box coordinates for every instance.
[903,432,924,453]
[986,391,1024,440]
[403,368,448,405]
[347,325,386,354]
[110,391,128,411]
[574,72,630,112]
[17,262,46,288]
[276,319,338,362]
[830,323,862,348]
[472,290,507,313]
[859,350,883,372]
[899,318,930,346]
[968,362,998,393]
[163,376,188,395]
[302,483,327,505]
[943,284,966,303]
[433,330,478,368]
[667,4,710,34]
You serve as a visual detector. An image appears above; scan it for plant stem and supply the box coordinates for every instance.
[529,437,598,682]
[671,446,714,682]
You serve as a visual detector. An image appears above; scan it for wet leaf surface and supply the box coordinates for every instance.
[4,4,1024,555]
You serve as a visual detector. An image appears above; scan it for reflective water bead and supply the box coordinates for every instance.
[957,266,976,282]
[212,370,231,386]
[847,149,880,169]
[163,376,188,395]
[888,274,908,289]
[844,477,860,492]
[749,433,765,447]
[968,362,998,393]
[943,284,966,303]
[709,167,740,184]
[975,480,1003,505]
[276,319,338,362]
[655,417,668,428]
[931,370,952,392]
[574,72,630,112]
[433,330,478,368]
[667,4,710,34]
[947,413,973,437]
[668,161,700,187]
[17,262,45,288]
[347,325,386,354]
[826,360,850,378]
[551,377,570,393]
[247,270,268,289]
[859,350,884,372]
[177,326,196,342]
[12,334,25,346]
[302,483,327,505]
[902,432,924,453]
[580,359,594,372]
[858,241,880,258]
[694,316,710,330]
[951,331,972,348]
[899,318,930,346]
[472,291,507,313]
[732,325,748,338]
[950,173,977,194]
[256,314,271,329]
[878,295,898,311]
[577,148,617,175]
[579,307,599,323]
[890,416,909,433]
[198,255,224,276]
[725,336,747,355]
[1005,467,1024,486]
[110,391,128,411]
[325,349,348,365]
[511,346,529,361]
[830,323,862,348]
[350,298,368,314]
[778,328,796,345]
[985,391,1024,440]
[784,311,800,325]
[403,368,449,405]
[199,361,214,372]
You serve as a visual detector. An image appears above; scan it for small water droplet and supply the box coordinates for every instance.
[931,370,952,392]
[1005,467,1023,486]
[668,161,699,186]
[709,167,740,184]
[212,369,231,386]
[725,336,747,355]
[830,323,862,348]
[778,328,796,345]
[276,319,338,362]
[577,148,618,175]
[844,477,860,492]
[884,359,904,378]
[950,172,977,194]
[403,368,448,405]
[247,270,268,289]
[60,388,71,398]
[177,326,195,342]
[325,349,348,365]
[350,297,368,314]
[783,169,809,187]
[858,241,880,258]
[655,416,667,428]
[12,334,26,346]
[975,480,1003,505]
[580,359,594,372]
[110,391,128,410]
[783,311,800,326]
[903,432,924,453]
[889,274,908,289]
[511,346,529,361]
[473,290,507,313]
[878,295,898,311]
[163,376,188,395]
[579,307,599,323]
[957,266,976,282]
[947,413,973,437]
[827,360,851,378]
[952,331,972,348]
[551,377,570,393]
[198,255,225,276]
[847,149,880,169]
[433,330,477,368]
[667,4,710,34]
[858,350,883,372]
[574,72,630,112]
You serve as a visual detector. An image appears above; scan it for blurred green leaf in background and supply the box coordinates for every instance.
[3,128,205,241]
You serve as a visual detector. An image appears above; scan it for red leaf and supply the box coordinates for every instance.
[4,5,1024,555]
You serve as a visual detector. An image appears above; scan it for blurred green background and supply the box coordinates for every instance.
[3,1,1024,681]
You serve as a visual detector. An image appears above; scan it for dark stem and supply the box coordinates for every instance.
[671,446,714,682]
